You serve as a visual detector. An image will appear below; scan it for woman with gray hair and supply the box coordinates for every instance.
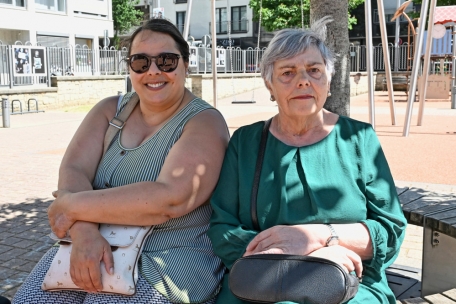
[208,17,406,303]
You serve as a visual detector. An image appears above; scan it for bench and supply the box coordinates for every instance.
[390,185,456,300]
[383,76,410,96]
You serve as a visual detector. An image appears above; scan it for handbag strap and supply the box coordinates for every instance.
[250,118,272,230]
[102,92,140,156]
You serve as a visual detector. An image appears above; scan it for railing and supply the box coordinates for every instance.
[188,45,266,74]
[0,42,451,89]
[349,43,414,72]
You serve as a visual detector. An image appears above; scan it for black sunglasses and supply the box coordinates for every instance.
[126,53,181,73]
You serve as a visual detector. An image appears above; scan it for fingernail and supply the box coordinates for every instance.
[109,267,114,275]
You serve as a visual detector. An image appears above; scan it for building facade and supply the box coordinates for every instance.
[135,0,263,49]
[0,0,113,49]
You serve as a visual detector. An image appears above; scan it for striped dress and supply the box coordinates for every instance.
[93,92,225,303]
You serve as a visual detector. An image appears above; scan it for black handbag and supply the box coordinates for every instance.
[228,118,360,304]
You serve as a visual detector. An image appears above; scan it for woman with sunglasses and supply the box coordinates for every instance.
[13,18,229,304]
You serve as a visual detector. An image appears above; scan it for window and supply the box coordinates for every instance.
[231,6,247,32]
[176,11,186,35]
[0,0,25,7]
[175,0,187,3]
[35,0,66,12]
[216,8,227,34]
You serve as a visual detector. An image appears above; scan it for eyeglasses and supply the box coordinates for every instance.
[126,53,181,73]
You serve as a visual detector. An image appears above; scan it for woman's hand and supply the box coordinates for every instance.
[69,224,114,292]
[48,190,76,238]
[308,245,363,278]
[244,225,326,257]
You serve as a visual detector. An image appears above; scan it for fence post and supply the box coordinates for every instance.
[8,46,14,89]
[2,97,11,128]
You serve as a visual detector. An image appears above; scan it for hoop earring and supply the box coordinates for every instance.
[327,92,332,97]
[270,95,275,101]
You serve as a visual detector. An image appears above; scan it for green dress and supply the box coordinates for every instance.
[208,116,407,304]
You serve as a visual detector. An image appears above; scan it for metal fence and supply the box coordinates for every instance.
[0,42,449,89]
[188,46,266,74]
[349,43,414,72]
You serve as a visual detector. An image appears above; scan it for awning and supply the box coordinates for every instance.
[433,5,456,24]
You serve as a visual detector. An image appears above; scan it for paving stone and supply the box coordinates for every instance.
[0,237,24,246]
[15,261,37,273]
[12,239,37,249]
[0,232,14,241]
[0,259,28,270]
[0,267,18,280]
[20,250,46,263]
[0,245,13,255]
[0,249,28,262]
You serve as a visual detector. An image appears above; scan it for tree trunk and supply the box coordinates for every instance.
[310,0,350,117]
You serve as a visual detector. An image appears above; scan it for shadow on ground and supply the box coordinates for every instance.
[0,198,54,300]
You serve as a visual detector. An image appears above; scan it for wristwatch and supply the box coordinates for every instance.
[325,224,339,246]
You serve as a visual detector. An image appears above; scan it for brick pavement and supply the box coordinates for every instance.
[0,112,85,299]
[1,89,455,300]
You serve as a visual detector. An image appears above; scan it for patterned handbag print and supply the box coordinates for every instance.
[41,225,154,295]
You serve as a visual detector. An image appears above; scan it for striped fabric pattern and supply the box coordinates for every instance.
[92,93,225,303]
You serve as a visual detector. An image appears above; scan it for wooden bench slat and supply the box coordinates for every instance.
[401,194,452,226]
[401,298,429,303]
[397,186,410,196]
[398,188,430,205]
[410,200,456,229]
[426,209,456,230]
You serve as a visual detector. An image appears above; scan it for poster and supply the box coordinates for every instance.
[189,47,197,67]
[216,49,225,67]
[153,7,164,19]
[13,46,46,76]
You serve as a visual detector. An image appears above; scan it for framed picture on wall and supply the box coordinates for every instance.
[31,47,47,76]
[13,46,32,76]
[13,46,47,76]
[189,47,197,67]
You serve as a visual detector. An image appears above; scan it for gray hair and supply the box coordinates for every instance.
[260,16,335,85]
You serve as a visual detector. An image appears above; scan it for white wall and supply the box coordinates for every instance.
[0,0,113,45]
[156,0,253,41]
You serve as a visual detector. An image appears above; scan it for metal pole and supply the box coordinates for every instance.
[2,97,10,128]
[183,0,193,41]
[377,0,396,125]
[402,0,430,136]
[451,24,456,109]
[394,0,401,72]
[8,46,14,89]
[364,0,375,128]
[211,0,217,108]
[417,0,437,126]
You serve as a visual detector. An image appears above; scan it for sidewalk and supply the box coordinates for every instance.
[1,88,455,299]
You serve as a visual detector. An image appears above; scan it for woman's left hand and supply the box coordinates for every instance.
[244,225,325,257]
[308,245,363,278]
[48,190,76,238]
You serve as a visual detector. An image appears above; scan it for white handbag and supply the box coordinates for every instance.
[41,225,154,295]
[41,93,154,295]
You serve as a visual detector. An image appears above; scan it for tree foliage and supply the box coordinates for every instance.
[248,0,364,31]
[112,0,144,48]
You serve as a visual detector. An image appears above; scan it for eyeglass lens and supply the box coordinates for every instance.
[129,53,180,73]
